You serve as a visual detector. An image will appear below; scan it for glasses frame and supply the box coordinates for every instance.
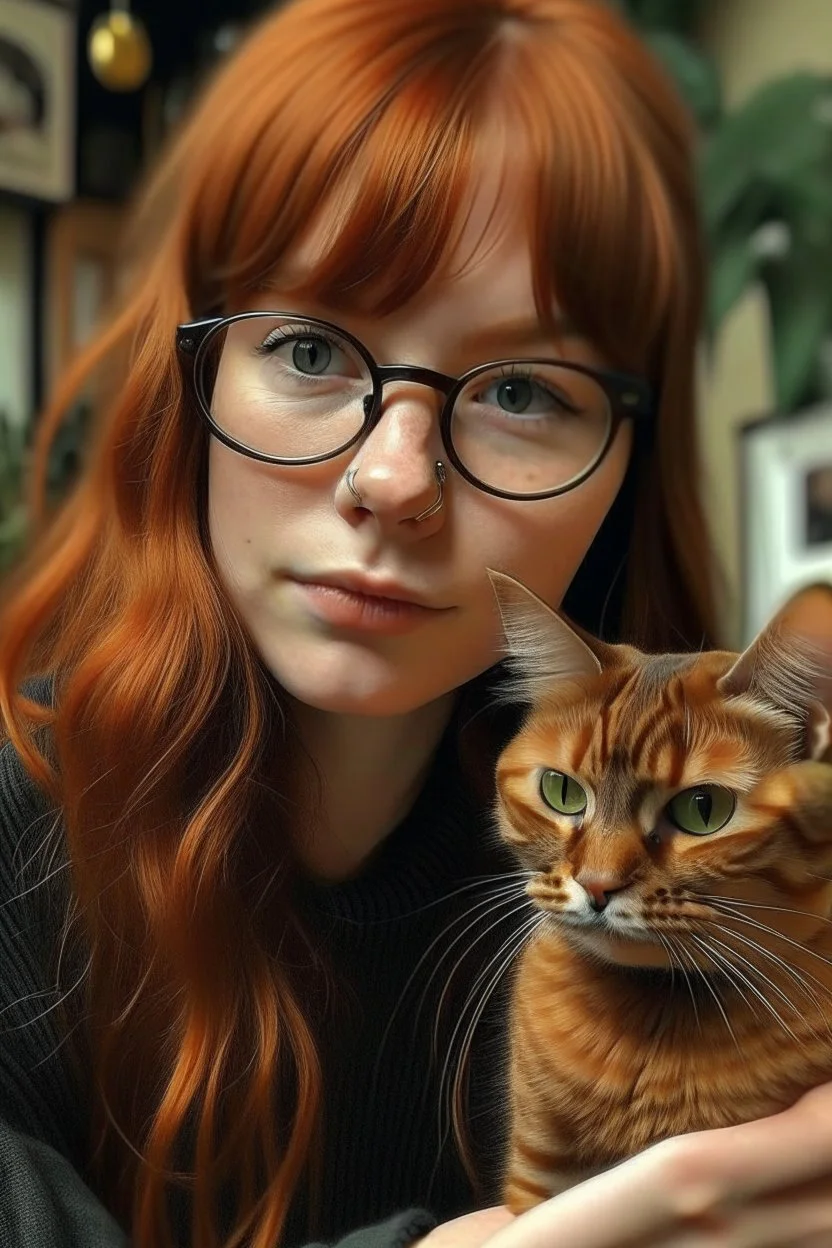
[175,310,655,502]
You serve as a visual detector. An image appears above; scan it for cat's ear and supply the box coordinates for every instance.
[487,569,607,701]
[717,582,832,758]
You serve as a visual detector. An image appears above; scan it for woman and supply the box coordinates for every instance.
[0,0,829,1246]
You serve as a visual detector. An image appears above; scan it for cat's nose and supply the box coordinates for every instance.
[575,871,627,912]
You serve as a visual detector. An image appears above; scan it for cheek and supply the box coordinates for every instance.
[475,425,631,605]
[207,452,264,590]
[206,442,334,570]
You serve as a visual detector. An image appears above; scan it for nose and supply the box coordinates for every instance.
[341,384,446,528]
[574,871,629,913]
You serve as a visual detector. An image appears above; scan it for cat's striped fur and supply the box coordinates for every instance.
[490,574,832,1212]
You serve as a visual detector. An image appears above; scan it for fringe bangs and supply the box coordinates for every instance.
[174,0,696,384]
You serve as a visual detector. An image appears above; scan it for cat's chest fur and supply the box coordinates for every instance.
[507,923,832,1183]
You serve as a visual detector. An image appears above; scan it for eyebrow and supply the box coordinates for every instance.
[457,314,580,355]
[251,283,580,355]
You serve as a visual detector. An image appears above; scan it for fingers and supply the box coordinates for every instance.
[481,1147,698,1248]
[423,1206,516,1248]
[481,1083,832,1248]
[682,1177,831,1248]
[659,1081,832,1206]
[745,1177,832,1246]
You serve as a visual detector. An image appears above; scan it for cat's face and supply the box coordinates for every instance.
[491,574,832,971]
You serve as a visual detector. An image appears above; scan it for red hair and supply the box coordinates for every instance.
[0,1,718,1244]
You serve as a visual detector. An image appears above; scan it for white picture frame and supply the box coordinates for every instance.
[741,403,832,644]
[0,0,75,202]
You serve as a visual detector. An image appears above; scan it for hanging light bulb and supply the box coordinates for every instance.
[88,0,153,93]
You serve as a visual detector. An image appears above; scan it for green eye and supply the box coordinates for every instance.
[666,785,736,835]
[540,769,587,815]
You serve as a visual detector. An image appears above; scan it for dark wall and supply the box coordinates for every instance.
[75,0,272,198]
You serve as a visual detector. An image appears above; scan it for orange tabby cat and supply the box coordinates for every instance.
[489,572,832,1213]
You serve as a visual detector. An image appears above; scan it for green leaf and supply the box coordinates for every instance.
[708,229,760,336]
[774,170,832,227]
[644,30,721,128]
[700,73,832,234]
[614,0,707,36]
[0,505,28,573]
[764,245,832,412]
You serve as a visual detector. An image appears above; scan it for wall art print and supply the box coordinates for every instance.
[0,0,75,202]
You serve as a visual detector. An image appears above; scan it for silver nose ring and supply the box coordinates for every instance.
[344,460,446,521]
[411,461,446,522]
[345,467,362,506]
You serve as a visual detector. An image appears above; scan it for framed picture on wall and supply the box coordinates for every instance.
[740,404,832,645]
[43,198,124,395]
[0,0,75,202]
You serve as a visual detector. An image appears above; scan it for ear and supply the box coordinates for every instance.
[487,569,606,702]
[718,582,832,759]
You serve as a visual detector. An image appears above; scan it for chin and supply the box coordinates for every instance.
[282,682,434,717]
[258,646,451,717]
[253,626,491,718]
[567,926,671,970]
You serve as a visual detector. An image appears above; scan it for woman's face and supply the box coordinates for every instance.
[207,183,632,717]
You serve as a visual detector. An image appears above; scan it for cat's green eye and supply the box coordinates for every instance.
[666,784,736,835]
[540,769,587,816]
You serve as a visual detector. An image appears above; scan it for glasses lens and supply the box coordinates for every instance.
[197,315,373,460]
[450,364,613,495]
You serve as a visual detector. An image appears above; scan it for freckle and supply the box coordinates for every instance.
[671,886,684,898]
[550,876,562,888]
[655,887,668,899]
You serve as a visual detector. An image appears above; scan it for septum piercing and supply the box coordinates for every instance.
[344,460,446,522]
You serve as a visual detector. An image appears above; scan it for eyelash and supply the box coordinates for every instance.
[251,328,577,415]
[255,323,350,357]
[484,363,578,413]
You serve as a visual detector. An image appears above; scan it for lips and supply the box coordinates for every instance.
[289,570,442,610]
[286,571,452,636]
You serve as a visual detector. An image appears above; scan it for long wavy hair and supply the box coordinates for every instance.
[0,1,720,1244]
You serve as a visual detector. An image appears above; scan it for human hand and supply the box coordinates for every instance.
[481,1081,832,1247]
[414,1205,516,1248]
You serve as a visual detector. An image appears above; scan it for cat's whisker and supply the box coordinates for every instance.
[653,930,678,995]
[447,910,542,1056]
[693,930,803,1045]
[682,931,757,1020]
[683,934,743,1052]
[446,913,543,1116]
[803,870,832,885]
[698,893,832,928]
[699,900,832,975]
[421,889,530,1053]
[705,921,832,1038]
[433,896,535,1062]
[704,928,808,1017]
[706,919,832,1005]
[438,912,544,1189]
[661,932,701,1033]
[371,881,529,1091]
[403,870,534,919]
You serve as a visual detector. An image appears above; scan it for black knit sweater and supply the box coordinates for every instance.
[0,678,519,1247]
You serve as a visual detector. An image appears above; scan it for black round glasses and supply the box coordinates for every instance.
[175,311,654,502]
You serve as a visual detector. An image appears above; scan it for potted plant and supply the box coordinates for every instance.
[0,399,92,576]
[618,0,832,414]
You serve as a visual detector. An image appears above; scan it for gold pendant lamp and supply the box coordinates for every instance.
[88,1,153,92]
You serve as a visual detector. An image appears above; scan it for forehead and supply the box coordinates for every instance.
[267,113,544,320]
[562,651,791,778]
